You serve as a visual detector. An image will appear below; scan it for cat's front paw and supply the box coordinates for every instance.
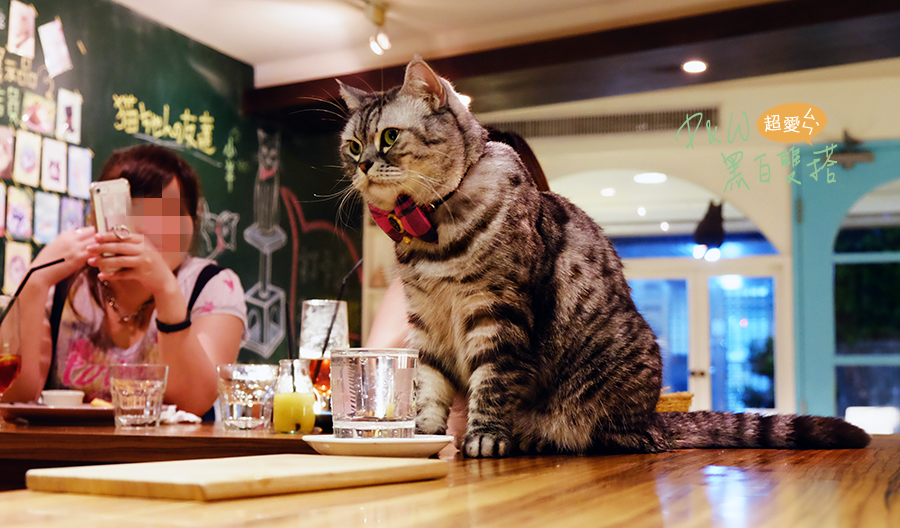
[415,415,447,436]
[517,438,551,455]
[463,434,511,458]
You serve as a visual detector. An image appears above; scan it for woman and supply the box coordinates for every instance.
[2,144,247,416]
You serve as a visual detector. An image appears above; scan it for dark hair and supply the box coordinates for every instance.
[99,144,202,226]
[73,144,203,325]
[486,128,550,192]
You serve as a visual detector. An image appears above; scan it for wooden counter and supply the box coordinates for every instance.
[0,421,315,490]
[1,434,897,527]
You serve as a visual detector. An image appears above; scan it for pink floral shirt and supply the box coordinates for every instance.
[46,258,248,400]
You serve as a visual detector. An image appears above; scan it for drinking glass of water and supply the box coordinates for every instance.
[216,363,278,430]
[109,364,168,428]
[330,348,418,439]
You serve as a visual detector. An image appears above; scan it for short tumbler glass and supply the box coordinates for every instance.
[330,348,418,439]
[216,363,279,430]
[109,364,168,428]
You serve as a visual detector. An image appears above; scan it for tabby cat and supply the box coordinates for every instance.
[338,58,870,458]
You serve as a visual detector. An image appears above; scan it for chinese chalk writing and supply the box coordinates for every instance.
[112,94,216,155]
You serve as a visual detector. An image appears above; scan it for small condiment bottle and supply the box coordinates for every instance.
[273,359,317,434]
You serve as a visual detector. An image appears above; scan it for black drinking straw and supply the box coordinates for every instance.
[0,258,66,326]
[287,300,296,362]
[311,258,363,383]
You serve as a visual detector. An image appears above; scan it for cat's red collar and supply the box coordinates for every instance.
[368,172,464,244]
[369,194,443,245]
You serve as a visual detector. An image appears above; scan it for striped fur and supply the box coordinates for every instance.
[339,58,870,458]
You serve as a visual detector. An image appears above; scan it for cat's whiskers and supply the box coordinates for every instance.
[335,188,365,228]
[295,94,351,117]
[284,95,351,124]
[400,168,464,227]
[366,172,406,188]
[287,107,348,123]
[404,168,445,201]
[330,177,367,225]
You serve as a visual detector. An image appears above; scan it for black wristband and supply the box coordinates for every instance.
[156,317,191,333]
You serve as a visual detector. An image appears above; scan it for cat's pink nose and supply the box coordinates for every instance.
[359,160,373,173]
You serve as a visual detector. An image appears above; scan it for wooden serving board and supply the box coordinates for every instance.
[26,454,448,501]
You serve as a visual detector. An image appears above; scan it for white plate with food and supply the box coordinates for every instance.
[303,435,454,458]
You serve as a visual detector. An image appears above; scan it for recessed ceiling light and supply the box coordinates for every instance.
[704,247,721,262]
[637,206,646,216]
[682,60,707,73]
[600,187,615,197]
[456,93,472,106]
[660,221,669,232]
[634,172,667,184]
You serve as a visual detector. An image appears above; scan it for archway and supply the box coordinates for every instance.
[793,139,900,417]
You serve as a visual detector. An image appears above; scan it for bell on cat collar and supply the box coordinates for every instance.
[387,213,404,233]
[386,213,413,244]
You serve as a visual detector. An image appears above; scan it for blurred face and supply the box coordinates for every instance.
[131,178,194,270]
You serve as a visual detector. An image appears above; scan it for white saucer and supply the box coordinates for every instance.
[302,434,454,458]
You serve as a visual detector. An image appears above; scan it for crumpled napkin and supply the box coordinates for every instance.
[160,405,202,424]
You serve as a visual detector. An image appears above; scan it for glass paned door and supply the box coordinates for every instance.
[629,279,690,393]
[834,262,900,356]
[708,276,775,412]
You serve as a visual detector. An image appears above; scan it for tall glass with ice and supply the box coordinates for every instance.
[330,348,418,439]
[298,300,349,412]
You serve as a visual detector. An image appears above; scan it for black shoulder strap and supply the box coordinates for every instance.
[189,264,224,423]
[187,264,224,314]
[47,277,70,390]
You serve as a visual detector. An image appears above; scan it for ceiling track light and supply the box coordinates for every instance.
[369,36,384,55]
[682,60,707,73]
[364,1,391,55]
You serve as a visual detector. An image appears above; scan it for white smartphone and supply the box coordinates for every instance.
[90,179,132,272]
[90,178,132,234]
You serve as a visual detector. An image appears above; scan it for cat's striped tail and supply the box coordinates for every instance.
[657,411,871,449]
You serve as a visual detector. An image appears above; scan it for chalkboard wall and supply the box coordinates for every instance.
[0,0,362,364]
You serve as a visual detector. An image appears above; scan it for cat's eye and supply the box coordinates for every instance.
[347,139,362,159]
[381,128,399,150]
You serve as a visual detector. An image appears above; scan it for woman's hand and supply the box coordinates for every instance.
[30,227,97,288]
[86,231,178,296]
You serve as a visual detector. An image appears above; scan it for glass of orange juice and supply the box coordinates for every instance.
[273,359,317,434]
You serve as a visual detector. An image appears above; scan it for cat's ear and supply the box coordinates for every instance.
[338,79,369,111]
[400,56,447,110]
